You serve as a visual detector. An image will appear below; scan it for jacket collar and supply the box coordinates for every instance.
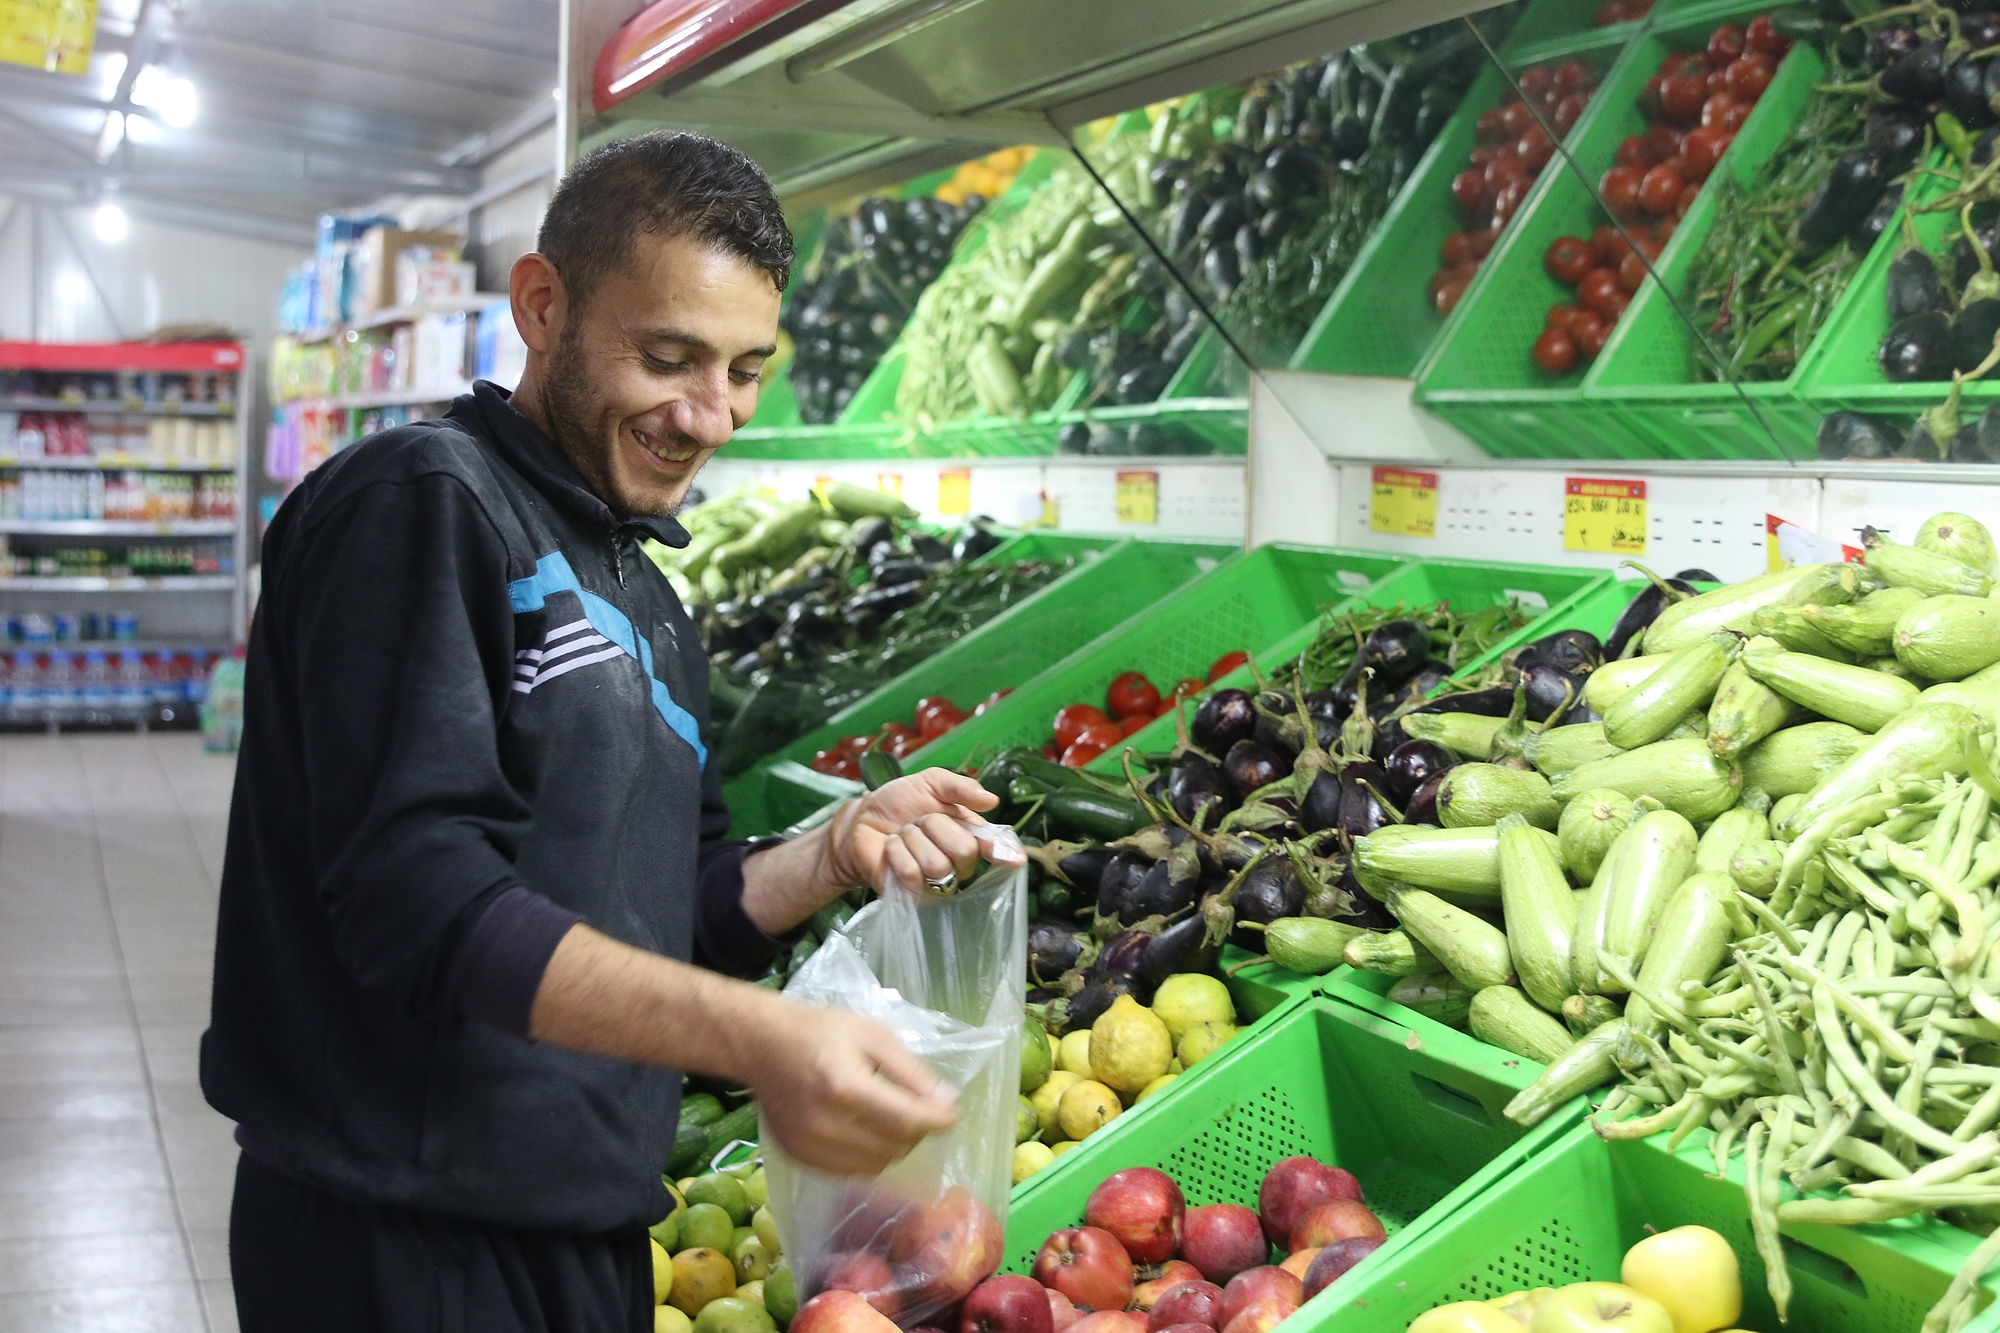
[449,380,690,550]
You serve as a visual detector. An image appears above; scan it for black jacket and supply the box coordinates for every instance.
[202,381,781,1233]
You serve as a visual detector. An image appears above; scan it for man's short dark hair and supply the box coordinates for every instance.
[537,130,793,308]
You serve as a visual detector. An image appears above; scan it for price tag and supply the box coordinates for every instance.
[1563,477,1647,554]
[1369,467,1437,539]
[875,472,903,499]
[1115,470,1159,525]
[937,468,971,517]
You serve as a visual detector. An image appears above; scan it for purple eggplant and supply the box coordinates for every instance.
[1336,858,1397,929]
[1229,858,1307,949]
[1028,919,1087,984]
[1058,845,1112,889]
[1120,856,1201,924]
[1384,739,1453,801]
[1604,575,1699,659]
[1092,927,1156,982]
[1064,973,1141,1031]
[1337,762,1395,839]
[1519,659,1582,722]
[1301,769,1343,833]
[1519,629,1602,676]
[1358,620,1433,688]
[1138,913,1220,986]
[1096,851,1151,919]
[1170,754,1232,826]
[1408,686,1515,717]
[1191,689,1256,751]
[1223,739,1287,798]
[1303,689,1342,725]
[1405,770,1446,825]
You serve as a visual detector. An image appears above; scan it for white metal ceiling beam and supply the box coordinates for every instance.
[631,88,1064,146]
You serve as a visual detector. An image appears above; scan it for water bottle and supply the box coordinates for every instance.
[146,652,182,726]
[9,653,41,728]
[42,651,76,728]
[78,652,112,727]
[183,650,211,708]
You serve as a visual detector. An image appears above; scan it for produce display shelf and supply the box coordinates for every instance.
[1314,1120,2000,1332]
[1499,0,1657,63]
[1001,994,1590,1308]
[722,534,1234,838]
[1414,0,1805,459]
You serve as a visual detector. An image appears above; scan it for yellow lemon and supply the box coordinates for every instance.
[1137,1074,1178,1102]
[1150,974,1235,1043]
[1090,996,1172,1093]
[1057,1029,1094,1077]
[1177,1021,1239,1068]
[1013,1141,1055,1184]
[1029,1070,1082,1139]
[1058,1079,1122,1140]
[652,1238,674,1305]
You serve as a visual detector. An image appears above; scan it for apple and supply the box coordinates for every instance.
[1146,1280,1225,1331]
[832,1190,919,1253]
[1489,1290,1557,1325]
[1087,1168,1187,1264]
[1070,1312,1148,1333]
[1298,1236,1384,1300]
[1219,1296,1295,1333]
[1181,1205,1268,1285]
[1048,1289,1082,1333]
[1620,1226,1742,1333]
[1156,1326,1222,1333]
[1131,1262,1205,1311]
[1526,1282,1674,1333]
[823,1252,903,1319]
[1406,1302,1526,1333]
[1286,1200,1384,1253]
[962,1276,1056,1333]
[794,1291,904,1333]
[1033,1227,1137,1313]
[1218,1268,1302,1329]
[1276,1250,1318,1281]
[894,1187,1005,1311]
[1256,1158,1362,1248]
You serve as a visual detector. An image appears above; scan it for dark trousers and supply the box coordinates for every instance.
[229,1154,652,1333]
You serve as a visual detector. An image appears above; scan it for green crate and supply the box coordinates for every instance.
[1415,0,1794,460]
[725,535,1234,837]
[1500,0,1655,64]
[1002,995,1589,1292]
[1312,1120,2000,1332]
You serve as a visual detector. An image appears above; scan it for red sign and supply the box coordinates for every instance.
[0,342,244,373]
[593,0,813,112]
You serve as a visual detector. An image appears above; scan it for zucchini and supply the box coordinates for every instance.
[1558,787,1635,884]
[822,480,917,523]
[1504,1018,1627,1127]
[1769,793,1806,835]
[1562,992,1621,1036]
[1437,763,1559,830]
[679,1092,726,1127]
[1622,871,1735,1036]
[1749,604,1857,662]
[1381,884,1514,991]
[1583,808,1698,995]
[1044,788,1147,840]
[1893,595,2000,680]
[1497,812,1579,1012]
[1706,659,1803,761]
[1525,721,1623,779]
[1470,985,1574,1063]
[1388,972,1475,1027]
[1864,529,1994,597]
[1583,654,1677,717]
[1693,805,1768,876]
[1603,632,1739,750]
[1800,586,1926,657]
[1916,511,1999,575]
[1353,825,1503,903]
[1398,711,1505,759]
[1643,563,1849,655]
[1550,738,1741,823]
[1738,720,1867,799]
[1265,918,1366,975]
[1730,838,1784,897]
[1777,701,1984,837]
[1342,928,1440,977]
[1740,640,1920,731]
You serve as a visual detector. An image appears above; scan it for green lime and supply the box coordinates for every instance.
[1020,1014,1052,1092]
[693,1297,777,1333]
[763,1263,797,1328]
[722,1161,759,1182]
[679,1202,736,1255]
[685,1173,752,1225]
[751,1206,780,1256]
[1015,1095,1039,1144]
[649,1210,680,1253]
[731,1225,754,1254]
[657,1306,693,1333]
[733,1235,773,1283]
[741,1166,768,1210]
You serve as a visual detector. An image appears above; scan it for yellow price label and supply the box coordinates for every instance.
[0,0,95,74]
[937,468,971,517]
[1115,470,1158,525]
[876,472,903,499]
[1563,478,1647,554]
[1369,467,1438,539]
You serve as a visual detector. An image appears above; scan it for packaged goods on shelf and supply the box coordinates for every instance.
[0,366,236,409]
[0,471,233,523]
[0,541,233,579]
[0,647,214,731]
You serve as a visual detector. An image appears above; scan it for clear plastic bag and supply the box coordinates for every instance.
[762,828,1027,1330]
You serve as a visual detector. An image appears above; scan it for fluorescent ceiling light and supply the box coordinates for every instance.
[56,271,90,304]
[95,110,125,161]
[124,112,162,144]
[93,201,128,244]
[131,65,197,128]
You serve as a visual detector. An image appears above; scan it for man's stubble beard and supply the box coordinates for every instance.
[534,326,685,521]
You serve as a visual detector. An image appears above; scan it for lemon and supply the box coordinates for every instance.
[764,1263,798,1327]
[650,1210,681,1254]
[1046,1032,1060,1060]
[1021,1014,1053,1092]
[1137,1073,1178,1102]
[752,1205,780,1256]
[1030,1070,1082,1139]
[686,1173,752,1226]
[1057,1029,1094,1077]
[1151,974,1235,1043]
[693,1295,777,1333]
[1051,1141,1080,1158]
[741,1167,768,1210]
[733,1235,773,1283]
[1016,1095,1040,1143]
[1178,1021,1238,1068]
[652,1238,675,1304]
[1090,995,1172,1093]
[658,1307,694,1333]
[736,1281,765,1309]
[1058,1079,1122,1140]
[681,1202,736,1255]
[731,1226,755,1254]
[1013,1140,1056,1184]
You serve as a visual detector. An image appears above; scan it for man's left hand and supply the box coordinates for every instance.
[824,769,1004,895]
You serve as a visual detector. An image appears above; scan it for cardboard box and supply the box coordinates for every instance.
[355,227,462,316]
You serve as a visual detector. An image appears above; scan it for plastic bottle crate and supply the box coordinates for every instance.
[1414,0,1803,460]
[1308,1119,2000,1331]
[1002,995,1590,1305]
[724,535,1235,838]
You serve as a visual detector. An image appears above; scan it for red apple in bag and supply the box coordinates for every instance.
[1130,1262,1204,1312]
[795,1291,905,1333]
[894,1187,1005,1310]
[1085,1168,1186,1264]
[1146,1281,1224,1332]
[961,1276,1056,1333]
[1181,1205,1267,1285]
[1255,1158,1362,1248]
[823,1252,902,1319]
[1032,1227,1136,1313]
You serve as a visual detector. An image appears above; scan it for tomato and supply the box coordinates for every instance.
[1675,181,1702,216]
[830,755,864,780]
[837,733,873,755]
[1578,267,1624,317]
[1680,124,1727,180]
[1700,91,1738,128]
[1533,326,1579,375]
[1545,235,1594,285]
[1596,0,1629,24]
[1119,714,1152,737]
[1498,100,1536,139]
[1207,650,1250,682]
[1639,74,1666,118]
[1441,230,1477,267]
[1489,178,1529,226]
[972,688,1011,716]
[877,720,915,745]
[1517,124,1556,171]
[1553,91,1591,134]
[1719,100,1750,132]
[1653,213,1678,243]
[1599,163,1644,219]
[1658,52,1705,79]
[1079,720,1124,749]
[1725,52,1775,100]
[1106,670,1161,720]
[1476,107,1510,143]
[1660,72,1708,121]
[917,700,967,740]
[1468,227,1497,257]
[1170,676,1205,701]
[1745,13,1786,56]
[1616,133,1660,170]
[1554,58,1594,93]
[1643,122,1684,158]
[1452,168,1487,212]
[1638,162,1685,215]
[1705,65,1730,95]
[1053,702,1109,750]
[1546,302,1583,334]
[1570,308,1611,361]
[1434,273,1471,316]
[810,748,844,775]
[886,730,923,760]
[1058,737,1108,768]
[1617,248,1652,293]
[1706,22,1746,69]
[1518,64,1555,100]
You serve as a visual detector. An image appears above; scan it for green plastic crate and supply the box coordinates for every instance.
[1311,1121,2000,1332]
[1002,995,1589,1295]
[725,535,1235,837]
[1500,0,1656,63]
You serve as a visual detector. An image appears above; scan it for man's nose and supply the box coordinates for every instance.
[664,372,735,449]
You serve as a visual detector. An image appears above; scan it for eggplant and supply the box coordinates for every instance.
[1520,660,1582,722]
[1235,223,1264,276]
[1404,770,1446,825]
[1952,212,2000,291]
[1868,22,1918,66]
[1522,628,1602,676]
[1120,857,1200,923]
[1092,927,1155,982]
[1852,182,1905,255]
[1794,150,1883,253]
[1333,859,1398,930]
[1359,620,1433,689]
[1866,110,1927,176]
[1901,419,1952,461]
[849,516,895,560]
[1167,193,1208,254]
[1026,986,1062,1007]
[1139,913,1220,987]
[1192,688,1257,751]
[1262,144,1327,198]
[1605,580,1694,653]
[1257,206,1299,245]
[1887,249,1947,325]
[1224,739,1288,798]
[1328,113,1370,163]
[1384,739,1454,801]
[1027,919,1086,984]
[1370,712,1411,765]
[1058,845,1113,890]
[1969,11,2000,47]
[1169,754,1232,826]
[1096,850,1151,919]
[1202,246,1241,300]
[1337,766,1395,840]
[1228,858,1307,949]
[1674,568,1719,583]
[1300,769,1343,833]
[1407,686,1516,717]
[1881,41,1947,103]
[1065,974,1141,1032]
[951,523,1001,562]
[870,559,930,588]
[1946,57,1998,128]
[1957,299,2000,373]
[1198,194,1247,245]
[1880,311,1955,382]
[1952,422,2000,462]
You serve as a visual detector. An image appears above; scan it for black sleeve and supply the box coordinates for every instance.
[691,745,804,979]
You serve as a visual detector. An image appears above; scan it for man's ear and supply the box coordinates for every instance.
[511,253,568,355]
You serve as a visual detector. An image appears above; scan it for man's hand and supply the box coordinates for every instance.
[747,1004,960,1175]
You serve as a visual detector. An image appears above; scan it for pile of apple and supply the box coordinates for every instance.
[1405,1224,1746,1332]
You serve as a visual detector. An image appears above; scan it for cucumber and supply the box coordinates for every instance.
[1381,884,1514,991]
[1470,986,1574,1063]
[1550,737,1741,823]
[1777,701,1983,837]
[1504,1018,1627,1127]
[705,1104,762,1160]
[1706,659,1802,761]
[1264,918,1366,975]
[1437,763,1559,830]
[1353,825,1503,903]
[1622,871,1735,1035]
[1730,839,1784,897]
[1585,808,1699,995]
[1558,787,1635,884]
[1894,595,2000,681]
[1398,711,1506,760]
[1497,812,1579,1013]
[1693,805,1767,876]
[1562,992,1622,1036]
[1864,530,1995,597]
[1583,654,1676,716]
[1388,972,1475,1027]
[1801,586,1926,657]
[1044,788,1147,840]
[1740,640,1920,732]
[679,1092,726,1127]
[1342,928,1441,977]
[1750,604,1857,662]
[667,1120,712,1176]
[1917,511,1999,575]
[1604,632,1739,750]
[858,748,903,791]
[1643,563,1848,655]
[1526,722,1623,778]
[1739,720,1866,799]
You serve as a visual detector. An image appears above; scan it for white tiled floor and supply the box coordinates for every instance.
[0,733,239,1333]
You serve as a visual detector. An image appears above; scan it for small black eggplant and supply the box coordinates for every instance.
[1407,686,1516,718]
[1138,913,1220,988]
[1523,628,1603,676]
[1359,620,1433,689]
[1880,42,1946,104]
[1121,858,1200,924]
[1945,57,1997,128]
[1958,299,2000,373]
[1851,183,1905,255]
[1096,851,1151,919]
[1868,25,1921,70]
[1169,755,1232,827]
[1880,311,1955,382]
[1980,402,2000,460]
[1027,919,1086,984]
[1228,859,1307,949]
[1969,11,2000,48]
[1520,660,1582,722]
[1091,927,1155,983]
[1384,739,1454,801]
[1335,858,1398,930]
[1065,974,1140,1032]
[1058,845,1113,891]
[1886,249,1947,324]
[1337,767,1395,840]
[1224,738,1289,798]
[1192,688,1257,751]
[1866,110,1927,176]
[1405,770,1446,825]
[1794,150,1884,253]
[1300,768,1343,833]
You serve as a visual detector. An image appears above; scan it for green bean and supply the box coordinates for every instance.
[1778,954,1919,1062]
[1832,1134,1913,1180]
[1748,1114,1794,1322]
[1741,954,1806,1095]
[1780,1196,1919,1223]
[1818,985,1969,1155]
[1713,1100,1758,1179]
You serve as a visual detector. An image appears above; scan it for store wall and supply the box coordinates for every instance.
[0,194,307,347]
[473,125,559,291]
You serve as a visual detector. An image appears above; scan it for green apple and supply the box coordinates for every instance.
[1528,1283,1675,1333]
[1489,1289,1558,1324]
[1407,1303,1525,1333]
[1620,1226,1741,1333]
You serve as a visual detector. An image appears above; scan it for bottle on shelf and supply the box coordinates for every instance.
[41,651,75,728]
[78,652,112,727]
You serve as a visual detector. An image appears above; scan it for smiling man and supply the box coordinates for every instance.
[204,132,991,1333]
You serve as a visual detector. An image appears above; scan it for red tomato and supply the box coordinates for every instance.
[1545,235,1594,285]
[1660,73,1708,121]
[1119,714,1152,737]
[1441,230,1477,267]
[1719,101,1750,133]
[878,720,915,745]
[1106,671,1161,720]
[1578,267,1624,317]
[810,749,844,775]
[1599,164,1644,219]
[1546,302,1583,334]
[1476,107,1510,143]
[1517,124,1556,171]
[1058,738,1107,768]
[1591,224,1631,267]
[1498,100,1536,139]
[1490,178,1529,226]
[1639,162,1685,215]
[1680,124,1727,180]
[972,688,1011,716]
[1570,308,1611,361]
[1207,650,1250,682]
[1745,13,1786,55]
[1533,326,1579,375]
[1452,168,1487,212]
[886,731,923,761]
[1643,122,1684,158]
[1700,92,1739,128]
[1726,52,1775,100]
[831,756,864,780]
[1639,74,1666,118]
[1468,144,1499,166]
[1658,51,1705,79]
[1705,22,1746,69]
[1469,227,1497,257]
[1554,58,1594,93]
[1675,181,1702,216]
[1653,214,1678,243]
[1519,64,1555,100]
[1434,273,1471,316]
[838,733,873,755]
[1596,0,1629,24]
[917,700,966,740]
[1053,703,1109,751]
[1705,65,1731,95]
[1170,677,1205,701]
[1617,248,1652,293]
[1553,91,1591,134]
[1616,134,1661,170]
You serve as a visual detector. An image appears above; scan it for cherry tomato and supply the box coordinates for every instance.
[1701,91,1739,128]
[1553,91,1591,134]
[1578,267,1624,317]
[1675,181,1702,216]
[1545,235,1595,285]
[1546,302,1584,334]
[1658,51,1705,80]
[1207,650,1250,682]
[1434,273,1471,316]
[1517,124,1556,171]
[1476,107,1510,143]
[972,688,1011,716]
[877,720,915,745]
[1616,248,1650,293]
[1745,13,1786,56]
[1616,134,1661,170]
[917,699,967,740]
[1533,326,1579,375]
[1680,124,1727,180]
[831,755,864,780]
[1452,168,1487,212]
[1078,720,1124,749]
[1706,22,1746,69]
[1719,100,1750,132]
[1639,162,1685,215]
[1106,670,1161,720]
[1653,214,1678,243]
[1705,65,1731,95]
[1725,52,1775,100]
[1660,73,1708,122]
[1554,58,1594,93]
[1468,227,1497,257]
[837,733,873,756]
[1499,100,1536,139]
[1599,163,1644,219]
[1170,677,1204,701]
[1570,308,1611,361]
[1643,122,1684,159]
[1490,178,1529,225]
[1058,738,1108,768]
[1595,0,1629,25]
[1119,714,1153,737]
[1592,223,1633,269]
[810,748,845,775]
[1053,702,1109,751]
[886,731,923,760]
[1639,74,1666,118]
[1441,230,1477,267]
[1519,65,1555,100]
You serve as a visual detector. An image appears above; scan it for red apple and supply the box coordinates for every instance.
[962,1276,1056,1333]
[1154,1326,1217,1333]
[795,1291,904,1333]
[1256,1158,1362,1248]
[823,1252,903,1319]
[1145,1281,1224,1332]
[1277,1250,1318,1281]
[1220,1297,1295,1333]
[1299,1236,1384,1301]
[832,1189,920,1253]
[895,1187,1005,1310]
[1033,1227,1136,1313]
[1069,1314,1146,1333]
[1218,1269,1302,1329]
[1131,1262,1204,1311]
[1181,1205,1268,1285]
[1286,1201,1383,1254]
[1047,1289,1082,1333]
[1085,1168,1187,1265]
